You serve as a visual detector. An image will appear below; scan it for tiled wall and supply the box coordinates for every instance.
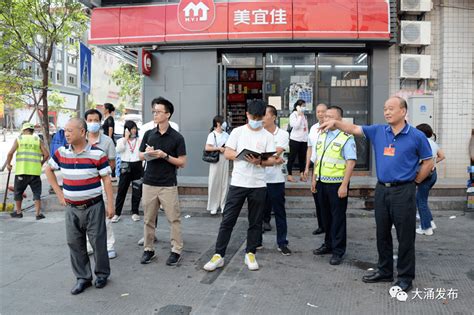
[390,0,474,178]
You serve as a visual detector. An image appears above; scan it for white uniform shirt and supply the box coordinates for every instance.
[206,130,229,148]
[226,125,275,188]
[265,127,289,184]
[308,122,322,163]
[289,111,308,142]
[116,137,142,162]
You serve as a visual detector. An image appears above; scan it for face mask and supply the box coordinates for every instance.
[221,121,228,130]
[87,122,101,133]
[248,119,263,129]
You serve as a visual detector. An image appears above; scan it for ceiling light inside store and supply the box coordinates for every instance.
[335,65,368,69]
[222,54,230,64]
[356,54,367,64]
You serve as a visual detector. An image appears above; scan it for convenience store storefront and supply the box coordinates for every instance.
[90,0,394,176]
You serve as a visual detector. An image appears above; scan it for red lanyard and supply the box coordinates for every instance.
[127,139,137,153]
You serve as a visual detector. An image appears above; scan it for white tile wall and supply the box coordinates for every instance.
[390,0,474,178]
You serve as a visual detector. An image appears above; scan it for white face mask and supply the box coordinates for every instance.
[221,121,228,130]
[87,122,101,133]
[248,119,263,129]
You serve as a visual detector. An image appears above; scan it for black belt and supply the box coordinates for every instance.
[378,181,413,188]
[67,196,103,210]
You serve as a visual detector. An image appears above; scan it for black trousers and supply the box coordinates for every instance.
[65,200,110,281]
[287,139,307,175]
[312,192,324,229]
[261,182,288,247]
[115,161,143,216]
[374,182,416,282]
[317,181,348,257]
[215,186,266,256]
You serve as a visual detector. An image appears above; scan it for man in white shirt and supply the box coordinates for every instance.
[204,100,277,272]
[260,105,291,255]
[304,103,328,235]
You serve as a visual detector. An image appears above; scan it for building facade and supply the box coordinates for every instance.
[88,0,473,178]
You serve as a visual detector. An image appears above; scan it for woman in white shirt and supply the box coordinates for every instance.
[205,116,230,215]
[113,121,143,222]
[415,124,446,236]
[287,99,309,182]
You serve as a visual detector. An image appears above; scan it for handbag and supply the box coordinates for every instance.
[202,132,220,163]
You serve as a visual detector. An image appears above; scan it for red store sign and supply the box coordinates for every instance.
[90,0,390,45]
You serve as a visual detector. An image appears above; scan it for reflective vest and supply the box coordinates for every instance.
[15,134,42,176]
[315,131,352,183]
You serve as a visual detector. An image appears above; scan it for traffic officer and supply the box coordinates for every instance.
[5,122,49,219]
[311,106,356,265]
[319,96,433,292]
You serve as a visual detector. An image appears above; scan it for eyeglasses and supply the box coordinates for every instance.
[152,110,168,115]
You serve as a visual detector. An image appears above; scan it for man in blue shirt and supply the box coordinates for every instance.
[311,106,357,266]
[319,97,433,292]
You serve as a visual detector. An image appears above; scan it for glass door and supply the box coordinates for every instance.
[221,53,264,130]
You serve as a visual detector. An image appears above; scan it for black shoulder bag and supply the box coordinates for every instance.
[202,132,220,163]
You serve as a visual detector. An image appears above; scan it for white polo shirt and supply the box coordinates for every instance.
[265,127,289,184]
[308,122,322,163]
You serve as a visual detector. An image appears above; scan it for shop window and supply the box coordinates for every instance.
[317,53,369,169]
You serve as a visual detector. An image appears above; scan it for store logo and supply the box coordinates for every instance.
[178,0,216,32]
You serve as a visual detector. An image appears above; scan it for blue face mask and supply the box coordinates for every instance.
[87,122,101,133]
[248,119,263,129]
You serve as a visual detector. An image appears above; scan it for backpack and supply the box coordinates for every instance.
[50,129,67,157]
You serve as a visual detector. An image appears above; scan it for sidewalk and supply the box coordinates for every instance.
[1,209,473,314]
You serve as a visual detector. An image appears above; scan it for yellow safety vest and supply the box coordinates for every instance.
[15,134,42,176]
[314,131,352,183]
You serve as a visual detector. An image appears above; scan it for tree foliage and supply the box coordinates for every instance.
[111,62,142,110]
[0,0,88,147]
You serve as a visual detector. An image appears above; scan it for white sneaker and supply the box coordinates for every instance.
[111,215,121,223]
[431,221,437,229]
[203,254,224,271]
[416,227,433,236]
[244,253,259,271]
[131,214,140,222]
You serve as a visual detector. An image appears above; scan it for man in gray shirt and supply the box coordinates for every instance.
[85,109,118,259]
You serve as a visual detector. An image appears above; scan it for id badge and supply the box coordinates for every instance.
[383,145,395,157]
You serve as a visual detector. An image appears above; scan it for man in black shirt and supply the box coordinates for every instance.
[139,97,187,266]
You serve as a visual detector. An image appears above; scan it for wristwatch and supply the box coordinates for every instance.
[164,153,170,161]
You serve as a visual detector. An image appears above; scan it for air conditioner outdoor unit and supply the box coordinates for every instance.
[401,21,431,46]
[400,54,431,79]
[400,0,432,13]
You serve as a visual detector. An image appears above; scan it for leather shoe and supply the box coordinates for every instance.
[394,280,413,292]
[95,277,107,289]
[329,255,343,265]
[313,244,332,255]
[313,228,324,235]
[362,272,394,283]
[71,280,92,295]
[312,227,324,235]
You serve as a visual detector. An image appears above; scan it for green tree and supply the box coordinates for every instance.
[111,62,142,110]
[0,0,88,147]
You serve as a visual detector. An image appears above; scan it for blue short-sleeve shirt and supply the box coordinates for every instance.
[362,123,432,183]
